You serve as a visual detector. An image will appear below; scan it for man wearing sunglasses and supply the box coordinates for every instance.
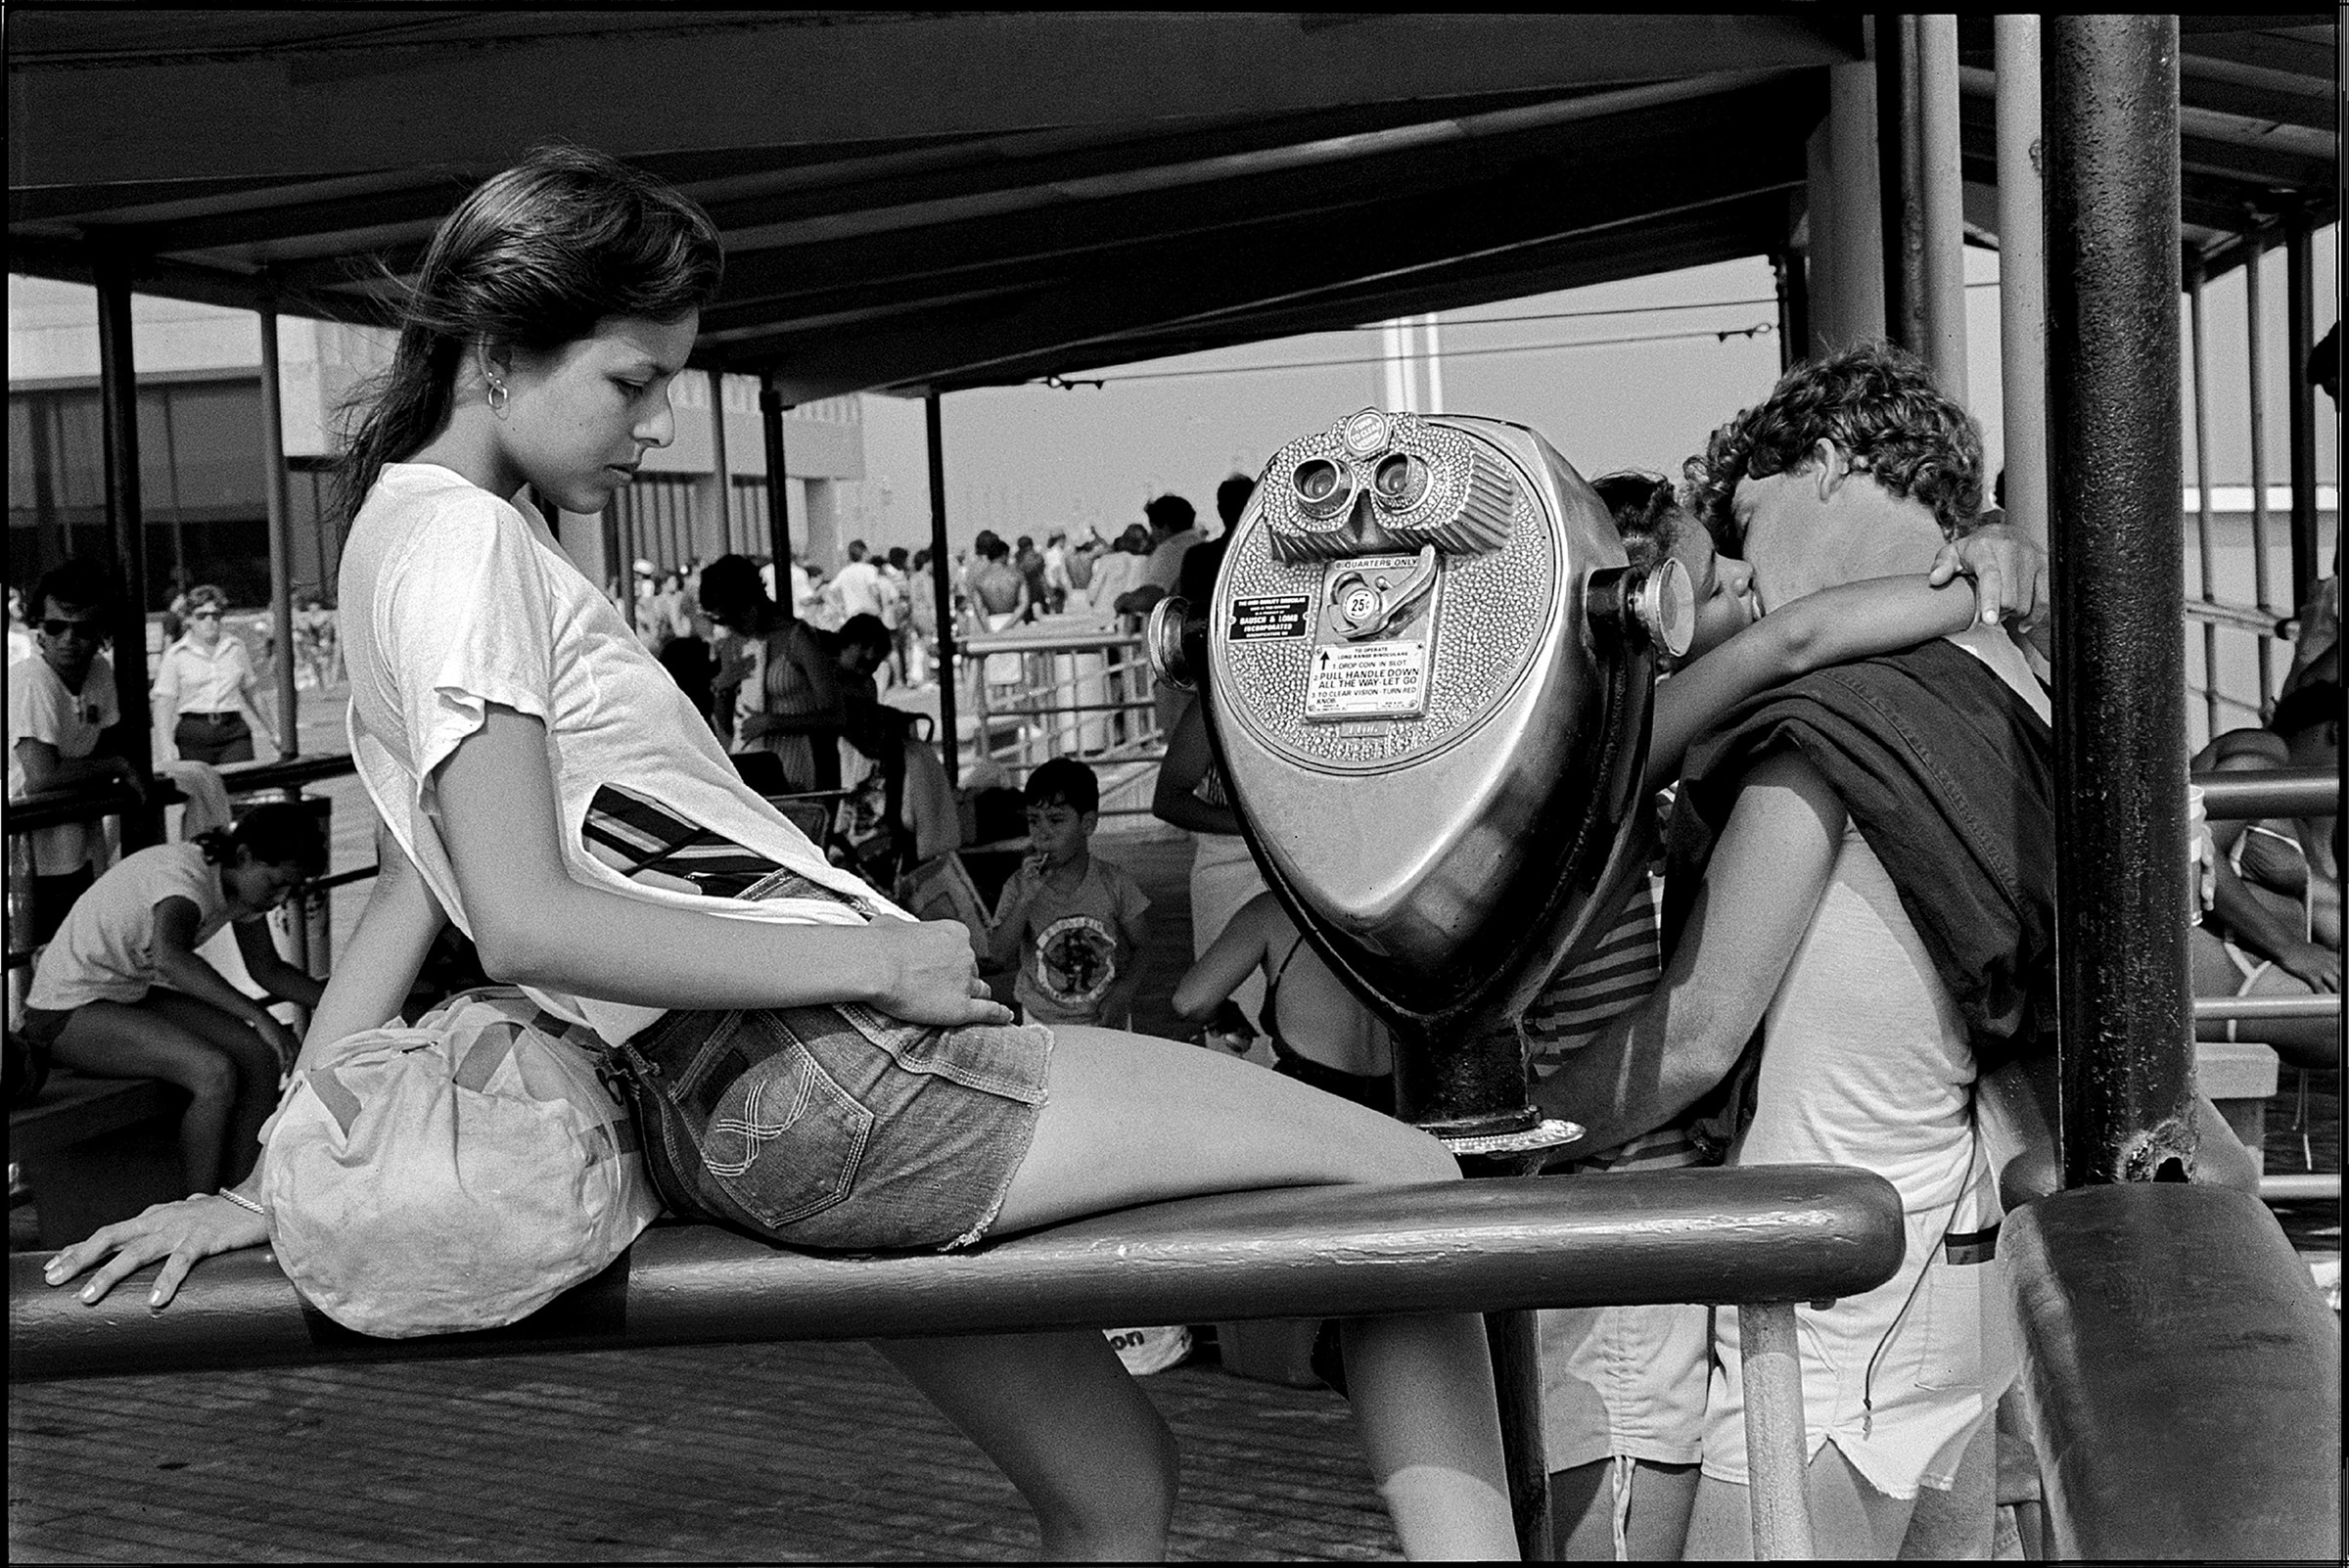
[9,558,143,944]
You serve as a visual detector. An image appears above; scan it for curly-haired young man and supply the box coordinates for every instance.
[1538,344,2056,1556]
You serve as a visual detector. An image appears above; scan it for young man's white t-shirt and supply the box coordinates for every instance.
[339,463,910,1047]
[1700,628,2044,1502]
[829,558,885,623]
[9,652,120,875]
[27,842,235,1010]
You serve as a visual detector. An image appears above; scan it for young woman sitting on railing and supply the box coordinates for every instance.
[42,144,1522,1563]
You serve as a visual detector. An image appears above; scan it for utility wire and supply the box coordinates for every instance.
[1338,296,1777,330]
[1043,321,1774,389]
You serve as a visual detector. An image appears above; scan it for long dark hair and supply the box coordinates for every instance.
[193,802,329,879]
[335,144,724,524]
[1589,471,1684,574]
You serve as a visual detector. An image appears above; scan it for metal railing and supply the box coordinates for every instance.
[2191,764,2341,1206]
[957,617,1169,816]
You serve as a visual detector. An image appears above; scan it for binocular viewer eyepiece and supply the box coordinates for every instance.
[1144,408,1686,1157]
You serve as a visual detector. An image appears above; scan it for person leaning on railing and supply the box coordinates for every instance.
[2188,678,2342,1070]
[8,558,144,945]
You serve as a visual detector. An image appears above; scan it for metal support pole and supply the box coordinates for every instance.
[1995,14,2049,549]
[1481,1306,1553,1560]
[92,254,160,850]
[1827,61,1887,347]
[258,292,299,759]
[1772,249,1810,371]
[1918,14,1967,401]
[708,368,732,559]
[2283,208,2320,615]
[1737,1302,1817,1559]
[2044,13,2192,1187]
[2188,263,2223,739]
[925,392,960,787]
[759,376,795,621]
[2245,237,2277,710]
[1875,12,1927,355]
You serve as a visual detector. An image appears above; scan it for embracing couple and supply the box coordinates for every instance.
[1534,342,2072,1561]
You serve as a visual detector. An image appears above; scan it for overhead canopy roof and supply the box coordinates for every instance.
[8,11,2336,402]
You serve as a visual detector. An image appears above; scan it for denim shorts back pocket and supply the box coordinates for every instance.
[627,1007,876,1234]
[699,1032,875,1230]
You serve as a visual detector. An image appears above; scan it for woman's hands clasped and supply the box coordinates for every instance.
[867,917,1016,1028]
[42,1193,269,1310]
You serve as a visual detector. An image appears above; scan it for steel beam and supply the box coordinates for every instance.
[2043,13,2191,1187]
[1995,15,2048,550]
[1816,61,1886,352]
[1917,15,1967,399]
[758,375,796,621]
[2244,232,2278,711]
[91,254,160,850]
[2187,261,2223,737]
[708,368,732,558]
[257,292,299,760]
[925,392,960,788]
[2282,207,2320,615]
[1772,248,1809,370]
[1874,13,1927,354]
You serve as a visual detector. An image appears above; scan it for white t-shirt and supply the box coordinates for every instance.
[830,559,885,622]
[1701,823,2010,1499]
[339,463,909,1046]
[9,652,120,875]
[27,841,234,1010]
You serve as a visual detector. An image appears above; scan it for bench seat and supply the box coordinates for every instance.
[10,1164,1902,1381]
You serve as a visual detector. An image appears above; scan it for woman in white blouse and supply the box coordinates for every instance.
[152,585,279,765]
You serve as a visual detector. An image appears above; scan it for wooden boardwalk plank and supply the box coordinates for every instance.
[10,1337,1399,1562]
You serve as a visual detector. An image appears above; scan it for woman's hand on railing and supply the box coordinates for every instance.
[41,1193,269,1310]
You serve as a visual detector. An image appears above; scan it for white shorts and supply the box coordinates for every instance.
[1541,1300,1712,1472]
[1698,1219,2015,1501]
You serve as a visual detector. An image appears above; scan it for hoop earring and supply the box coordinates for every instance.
[485,374,509,417]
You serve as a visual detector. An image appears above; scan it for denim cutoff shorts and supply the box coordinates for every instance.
[620,997,1054,1253]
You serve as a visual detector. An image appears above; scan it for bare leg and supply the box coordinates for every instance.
[2189,926,2337,1068]
[1897,1420,1995,1559]
[1683,1442,1916,1560]
[142,990,281,1186]
[1550,1458,1700,1560]
[995,1027,1520,1561]
[49,999,243,1192]
[872,1330,1176,1562]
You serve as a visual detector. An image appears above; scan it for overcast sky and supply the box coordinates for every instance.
[848,229,2337,560]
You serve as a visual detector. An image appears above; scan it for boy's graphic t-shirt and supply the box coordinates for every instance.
[1000,857,1150,1025]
